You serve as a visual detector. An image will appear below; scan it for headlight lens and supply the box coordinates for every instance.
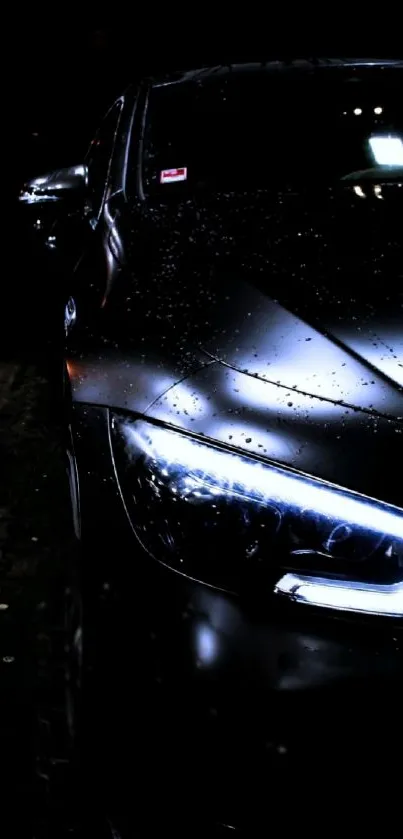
[111,416,403,600]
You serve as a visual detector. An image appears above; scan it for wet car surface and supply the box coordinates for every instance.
[19,58,403,833]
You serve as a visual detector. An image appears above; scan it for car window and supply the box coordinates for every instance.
[86,102,122,216]
[141,66,403,197]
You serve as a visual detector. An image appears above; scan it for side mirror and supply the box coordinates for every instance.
[19,164,88,205]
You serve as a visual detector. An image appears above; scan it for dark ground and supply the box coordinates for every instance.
[0,349,73,835]
[0,338,117,836]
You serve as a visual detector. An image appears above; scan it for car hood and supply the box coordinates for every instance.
[68,183,403,504]
[138,182,402,395]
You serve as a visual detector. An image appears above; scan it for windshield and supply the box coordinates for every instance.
[141,65,403,196]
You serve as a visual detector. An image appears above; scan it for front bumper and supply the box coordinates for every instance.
[70,405,403,831]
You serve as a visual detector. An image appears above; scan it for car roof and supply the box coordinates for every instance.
[152,58,403,88]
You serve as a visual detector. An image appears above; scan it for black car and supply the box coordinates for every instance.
[21,59,402,833]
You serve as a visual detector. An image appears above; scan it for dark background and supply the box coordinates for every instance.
[12,22,402,184]
[0,24,401,834]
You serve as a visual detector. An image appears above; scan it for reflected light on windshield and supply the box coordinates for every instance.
[369,135,403,166]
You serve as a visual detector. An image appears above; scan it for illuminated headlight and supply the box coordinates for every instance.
[111,417,403,616]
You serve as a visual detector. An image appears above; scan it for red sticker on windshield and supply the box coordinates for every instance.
[160,167,187,184]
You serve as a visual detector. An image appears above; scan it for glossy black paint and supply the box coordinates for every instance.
[22,59,403,829]
[65,187,403,505]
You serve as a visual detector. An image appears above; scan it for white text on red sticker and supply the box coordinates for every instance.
[160,167,187,184]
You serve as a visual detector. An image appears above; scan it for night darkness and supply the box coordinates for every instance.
[12,23,402,180]
[1,22,402,837]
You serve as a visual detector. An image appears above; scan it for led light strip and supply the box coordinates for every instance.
[128,424,403,541]
[275,574,403,617]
